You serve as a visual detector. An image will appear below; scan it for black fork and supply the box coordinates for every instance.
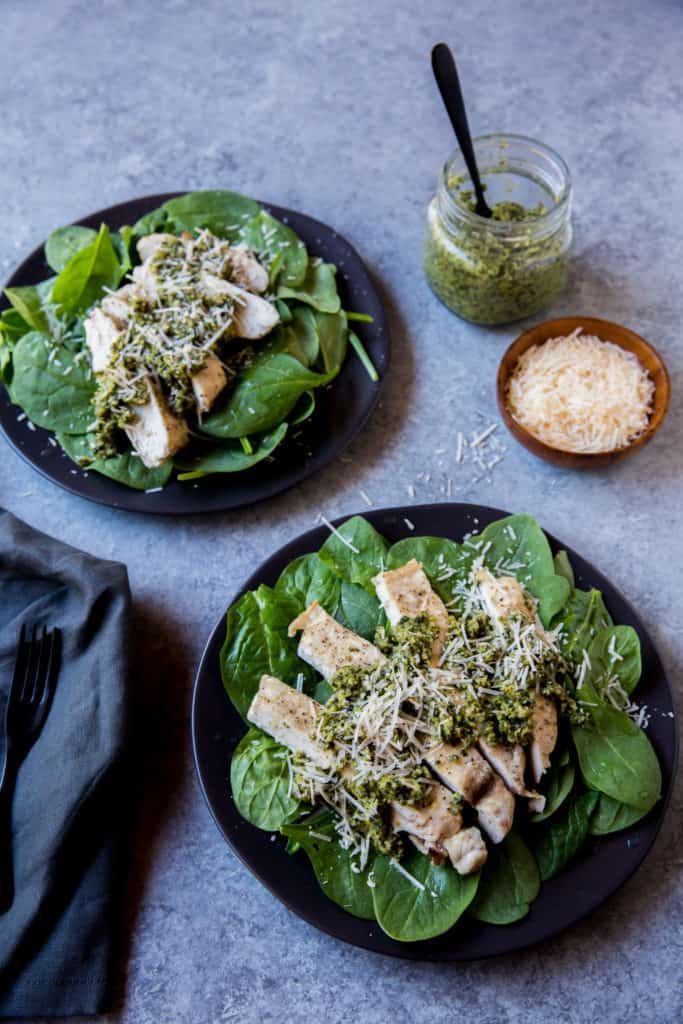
[0,624,61,913]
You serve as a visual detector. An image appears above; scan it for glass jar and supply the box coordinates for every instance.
[424,134,572,325]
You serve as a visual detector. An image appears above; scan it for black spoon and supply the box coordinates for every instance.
[431,43,492,219]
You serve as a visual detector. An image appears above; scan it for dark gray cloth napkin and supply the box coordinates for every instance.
[0,509,131,1017]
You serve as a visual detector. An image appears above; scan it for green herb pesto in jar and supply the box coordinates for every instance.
[424,134,572,325]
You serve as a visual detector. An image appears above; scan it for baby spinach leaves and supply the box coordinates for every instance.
[318,515,390,593]
[152,190,262,236]
[470,830,539,924]
[533,790,599,881]
[275,552,381,640]
[479,513,555,584]
[589,794,648,835]
[221,585,316,721]
[57,432,173,491]
[584,625,642,696]
[3,285,51,335]
[51,224,124,316]
[277,260,341,314]
[282,811,376,920]
[200,353,332,439]
[526,574,571,628]
[231,727,302,831]
[11,332,95,434]
[553,549,575,587]
[237,209,308,288]
[386,536,471,606]
[571,682,661,812]
[530,756,576,824]
[174,423,288,480]
[556,588,613,660]
[371,851,479,941]
[45,225,98,273]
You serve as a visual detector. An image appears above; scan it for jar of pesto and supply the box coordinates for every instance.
[424,134,572,325]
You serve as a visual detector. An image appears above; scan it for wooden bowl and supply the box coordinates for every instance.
[497,316,671,468]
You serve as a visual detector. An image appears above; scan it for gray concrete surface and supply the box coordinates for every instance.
[0,0,681,1020]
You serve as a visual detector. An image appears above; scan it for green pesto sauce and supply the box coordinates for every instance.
[423,182,570,326]
[93,232,246,458]
[298,609,584,859]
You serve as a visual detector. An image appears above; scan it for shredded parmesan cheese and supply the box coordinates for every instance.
[506,329,655,453]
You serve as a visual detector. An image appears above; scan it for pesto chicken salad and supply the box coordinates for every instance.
[223,514,662,942]
[0,191,375,490]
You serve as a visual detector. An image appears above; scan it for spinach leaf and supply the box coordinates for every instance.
[230,727,301,831]
[533,790,598,881]
[0,307,31,345]
[556,588,613,660]
[318,516,390,593]
[589,793,648,835]
[571,682,661,811]
[584,625,642,696]
[57,432,174,490]
[553,549,575,588]
[316,309,348,374]
[275,552,381,640]
[526,574,571,628]
[51,224,123,315]
[158,190,261,235]
[470,829,540,924]
[131,204,170,237]
[288,389,315,425]
[530,758,576,823]
[478,513,555,584]
[45,225,98,272]
[221,585,316,720]
[372,850,479,941]
[199,352,331,439]
[3,285,50,335]
[12,332,95,434]
[277,260,341,314]
[386,535,474,607]
[270,308,320,367]
[174,423,288,480]
[237,209,308,287]
[282,811,376,920]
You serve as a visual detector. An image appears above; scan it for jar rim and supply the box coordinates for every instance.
[438,133,572,240]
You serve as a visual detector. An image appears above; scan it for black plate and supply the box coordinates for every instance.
[192,503,677,960]
[0,194,389,514]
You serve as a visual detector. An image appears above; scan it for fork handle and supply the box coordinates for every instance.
[0,767,16,914]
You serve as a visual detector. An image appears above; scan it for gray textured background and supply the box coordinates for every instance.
[1,0,681,1021]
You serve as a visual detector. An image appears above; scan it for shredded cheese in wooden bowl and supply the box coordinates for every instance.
[505,328,655,454]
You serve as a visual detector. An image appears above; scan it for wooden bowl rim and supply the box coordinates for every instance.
[496,315,671,468]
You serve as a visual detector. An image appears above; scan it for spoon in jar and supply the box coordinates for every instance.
[431,43,492,219]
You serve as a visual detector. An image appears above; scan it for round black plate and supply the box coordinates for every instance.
[0,194,389,514]
[192,503,678,960]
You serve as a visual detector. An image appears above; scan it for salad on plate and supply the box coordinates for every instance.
[223,513,662,942]
[0,191,374,490]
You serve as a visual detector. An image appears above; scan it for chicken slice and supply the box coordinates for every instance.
[248,674,332,769]
[372,560,450,665]
[136,233,179,264]
[390,787,487,874]
[222,246,269,293]
[101,283,141,327]
[124,378,189,468]
[476,568,559,784]
[84,307,121,373]
[200,272,279,339]
[478,739,545,813]
[288,601,386,680]
[191,354,228,414]
[425,741,514,843]
[475,568,534,627]
[248,674,485,874]
[530,694,558,784]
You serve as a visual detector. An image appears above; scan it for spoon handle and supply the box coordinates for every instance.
[431,43,491,217]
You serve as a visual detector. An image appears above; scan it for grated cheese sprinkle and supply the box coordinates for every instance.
[506,328,655,454]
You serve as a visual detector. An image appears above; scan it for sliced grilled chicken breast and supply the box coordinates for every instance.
[425,742,515,843]
[247,674,486,874]
[124,378,189,468]
[478,739,545,812]
[372,560,450,665]
[84,307,121,373]
[476,568,559,783]
[248,674,332,769]
[288,601,386,679]
[200,272,278,339]
[530,694,558,784]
